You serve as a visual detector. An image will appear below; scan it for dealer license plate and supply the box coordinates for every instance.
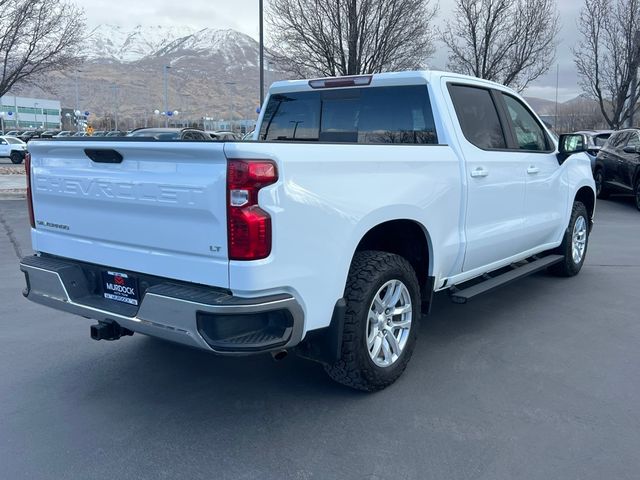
[102,270,139,306]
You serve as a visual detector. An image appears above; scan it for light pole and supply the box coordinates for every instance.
[259,0,265,107]
[74,110,82,131]
[163,65,171,128]
[111,85,119,131]
[0,112,5,134]
[74,71,81,131]
[225,82,237,132]
[34,102,39,129]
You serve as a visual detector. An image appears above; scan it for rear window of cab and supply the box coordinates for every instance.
[259,85,438,144]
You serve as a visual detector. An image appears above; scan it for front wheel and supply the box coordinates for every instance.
[634,177,640,212]
[549,201,589,277]
[324,251,421,392]
[10,152,23,164]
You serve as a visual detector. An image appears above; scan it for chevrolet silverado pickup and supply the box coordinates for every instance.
[20,71,596,391]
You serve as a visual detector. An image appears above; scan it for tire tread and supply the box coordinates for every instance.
[324,250,421,392]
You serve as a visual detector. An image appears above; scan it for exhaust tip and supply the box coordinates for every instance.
[271,350,288,361]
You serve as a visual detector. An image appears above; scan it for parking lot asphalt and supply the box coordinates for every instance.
[1,197,639,480]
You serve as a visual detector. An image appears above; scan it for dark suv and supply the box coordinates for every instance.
[594,128,640,210]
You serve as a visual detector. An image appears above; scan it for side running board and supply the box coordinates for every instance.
[449,255,564,304]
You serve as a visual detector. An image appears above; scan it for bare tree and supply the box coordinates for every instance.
[554,98,609,132]
[0,0,85,98]
[266,0,438,77]
[574,0,640,129]
[441,0,559,91]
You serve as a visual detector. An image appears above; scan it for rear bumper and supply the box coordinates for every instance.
[20,255,305,354]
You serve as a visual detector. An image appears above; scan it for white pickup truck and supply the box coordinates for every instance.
[20,71,595,391]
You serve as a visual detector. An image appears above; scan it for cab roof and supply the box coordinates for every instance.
[268,70,513,95]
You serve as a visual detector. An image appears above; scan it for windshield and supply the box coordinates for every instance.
[3,136,25,144]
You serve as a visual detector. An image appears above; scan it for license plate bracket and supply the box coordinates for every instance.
[102,270,139,306]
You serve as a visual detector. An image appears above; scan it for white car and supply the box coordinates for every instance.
[19,71,595,391]
[0,135,28,164]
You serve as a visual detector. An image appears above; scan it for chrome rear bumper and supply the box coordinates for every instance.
[20,255,304,354]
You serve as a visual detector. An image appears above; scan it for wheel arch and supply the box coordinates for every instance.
[352,218,434,311]
[574,185,596,229]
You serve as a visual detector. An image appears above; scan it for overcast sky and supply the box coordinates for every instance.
[77,0,582,101]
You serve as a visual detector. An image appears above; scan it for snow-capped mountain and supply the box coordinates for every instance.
[86,25,260,66]
[14,25,282,126]
[86,24,197,62]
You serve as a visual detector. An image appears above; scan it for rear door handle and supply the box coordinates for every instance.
[470,167,489,178]
[527,166,540,174]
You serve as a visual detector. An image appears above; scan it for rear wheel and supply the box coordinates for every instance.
[549,201,589,277]
[324,251,421,392]
[634,177,640,212]
[594,169,609,199]
[9,152,23,164]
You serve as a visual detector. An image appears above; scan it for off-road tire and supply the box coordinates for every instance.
[324,251,421,392]
[549,201,589,277]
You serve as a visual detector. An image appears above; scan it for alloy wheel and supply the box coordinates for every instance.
[572,216,587,264]
[366,279,412,368]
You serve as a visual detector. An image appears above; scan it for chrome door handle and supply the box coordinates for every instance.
[527,166,540,174]
[470,167,489,178]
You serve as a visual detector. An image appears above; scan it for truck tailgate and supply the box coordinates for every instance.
[28,141,229,288]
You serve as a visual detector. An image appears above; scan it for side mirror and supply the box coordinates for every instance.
[557,133,588,164]
[623,145,640,154]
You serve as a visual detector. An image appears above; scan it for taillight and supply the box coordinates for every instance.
[25,153,35,228]
[227,159,278,260]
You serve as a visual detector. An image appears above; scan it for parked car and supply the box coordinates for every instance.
[5,130,22,137]
[91,131,107,137]
[127,127,211,141]
[39,130,60,139]
[18,131,42,142]
[54,131,74,137]
[20,71,595,391]
[72,132,89,137]
[593,128,640,210]
[0,135,28,164]
[242,130,256,141]
[207,131,240,141]
[105,131,127,137]
[574,130,613,170]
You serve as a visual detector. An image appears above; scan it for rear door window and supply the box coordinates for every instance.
[448,85,507,150]
[259,85,438,144]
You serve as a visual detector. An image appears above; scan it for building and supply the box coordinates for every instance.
[0,95,62,131]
